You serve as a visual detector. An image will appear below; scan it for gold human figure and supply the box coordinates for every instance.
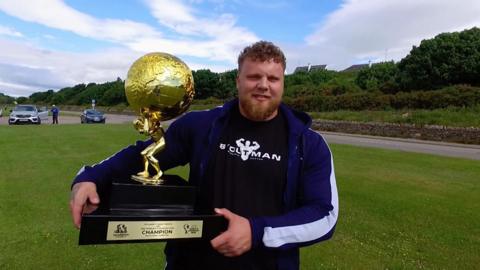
[132,107,166,184]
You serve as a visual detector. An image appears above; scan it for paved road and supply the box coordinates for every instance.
[0,112,137,125]
[321,131,480,161]
[2,112,479,160]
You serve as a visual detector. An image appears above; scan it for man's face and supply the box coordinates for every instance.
[236,58,284,121]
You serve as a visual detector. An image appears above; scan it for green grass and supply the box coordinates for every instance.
[309,105,480,128]
[0,125,479,269]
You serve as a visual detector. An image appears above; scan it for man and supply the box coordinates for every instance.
[70,41,338,270]
[51,104,59,124]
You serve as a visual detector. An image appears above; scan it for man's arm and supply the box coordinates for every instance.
[69,182,100,229]
[69,114,195,228]
[69,140,150,228]
[210,133,338,255]
[249,133,338,250]
[210,208,252,257]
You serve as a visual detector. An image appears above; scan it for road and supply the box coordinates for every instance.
[321,131,480,161]
[0,112,137,125]
[1,113,479,160]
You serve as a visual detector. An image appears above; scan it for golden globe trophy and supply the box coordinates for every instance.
[126,52,194,185]
[78,53,226,245]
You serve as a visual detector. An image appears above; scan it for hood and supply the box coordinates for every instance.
[279,102,312,134]
[11,110,36,115]
[220,98,312,136]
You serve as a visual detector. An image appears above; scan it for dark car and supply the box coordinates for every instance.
[80,109,106,124]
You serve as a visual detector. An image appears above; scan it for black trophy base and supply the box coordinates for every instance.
[79,175,227,245]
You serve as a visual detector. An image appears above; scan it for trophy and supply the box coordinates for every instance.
[78,53,227,245]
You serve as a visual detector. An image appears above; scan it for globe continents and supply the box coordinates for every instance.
[125,52,195,121]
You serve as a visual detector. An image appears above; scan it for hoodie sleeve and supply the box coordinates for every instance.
[72,115,193,190]
[249,131,339,250]
[72,139,151,190]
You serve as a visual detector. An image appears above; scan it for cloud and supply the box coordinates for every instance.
[0,25,23,37]
[0,38,234,97]
[0,0,160,43]
[299,0,480,70]
[0,0,259,96]
[0,0,258,63]
[0,38,136,96]
[143,0,258,61]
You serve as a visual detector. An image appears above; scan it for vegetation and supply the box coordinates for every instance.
[355,61,399,93]
[0,92,15,104]
[398,27,480,90]
[285,84,480,112]
[309,105,480,127]
[0,125,478,269]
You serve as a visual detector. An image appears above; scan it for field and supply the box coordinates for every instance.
[0,124,479,269]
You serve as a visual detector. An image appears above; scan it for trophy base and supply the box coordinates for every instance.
[79,210,227,245]
[78,175,227,245]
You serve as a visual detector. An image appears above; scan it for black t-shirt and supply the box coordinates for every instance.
[204,105,288,217]
[170,105,289,270]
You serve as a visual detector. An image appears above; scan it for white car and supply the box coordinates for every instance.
[8,105,49,125]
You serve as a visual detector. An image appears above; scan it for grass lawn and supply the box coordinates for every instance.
[0,124,478,269]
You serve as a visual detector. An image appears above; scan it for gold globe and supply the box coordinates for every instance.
[125,52,195,121]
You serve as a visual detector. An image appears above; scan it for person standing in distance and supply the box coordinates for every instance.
[51,104,59,124]
[70,41,338,270]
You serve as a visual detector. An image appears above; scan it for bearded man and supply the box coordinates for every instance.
[70,41,338,270]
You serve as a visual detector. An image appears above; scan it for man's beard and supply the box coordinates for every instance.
[239,96,281,121]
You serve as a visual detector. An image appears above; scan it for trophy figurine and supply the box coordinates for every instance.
[125,52,194,185]
[132,108,166,184]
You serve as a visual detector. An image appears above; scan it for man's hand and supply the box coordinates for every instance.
[210,208,252,257]
[69,182,100,229]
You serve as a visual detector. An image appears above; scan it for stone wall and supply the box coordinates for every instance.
[312,120,480,145]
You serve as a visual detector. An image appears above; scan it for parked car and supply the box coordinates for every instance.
[80,109,106,124]
[9,105,49,125]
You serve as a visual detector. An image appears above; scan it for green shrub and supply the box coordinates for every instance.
[285,85,480,111]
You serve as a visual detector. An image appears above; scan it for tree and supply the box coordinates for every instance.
[29,89,55,104]
[0,92,15,104]
[398,27,480,90]
[217,70,237,99]
[192,69,220,99]
[16,97,29,104]
[101,79,126,106]
[355,61,399,93]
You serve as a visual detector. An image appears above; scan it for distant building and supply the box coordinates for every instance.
[294,64,327,73]
[342,64,370,72]
[309,65,327,72]
[294,66,309,73]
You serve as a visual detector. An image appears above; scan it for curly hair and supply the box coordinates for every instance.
[237,41,286,71]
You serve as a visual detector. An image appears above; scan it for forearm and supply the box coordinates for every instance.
[250,137,339,250]
[71,140,151,190]
[249,202,337,250]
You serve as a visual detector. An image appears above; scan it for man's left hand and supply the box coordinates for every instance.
[210,208,252,257]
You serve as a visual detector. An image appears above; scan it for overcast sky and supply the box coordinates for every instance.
[0,0,479,97]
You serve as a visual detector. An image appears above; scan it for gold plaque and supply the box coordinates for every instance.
[107,220,203,241]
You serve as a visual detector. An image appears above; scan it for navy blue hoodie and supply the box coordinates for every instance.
[73,99,338,270]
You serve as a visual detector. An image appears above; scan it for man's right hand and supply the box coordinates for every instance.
[69,182,100,229]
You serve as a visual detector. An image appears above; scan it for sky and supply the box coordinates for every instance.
[0,0,479,97]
